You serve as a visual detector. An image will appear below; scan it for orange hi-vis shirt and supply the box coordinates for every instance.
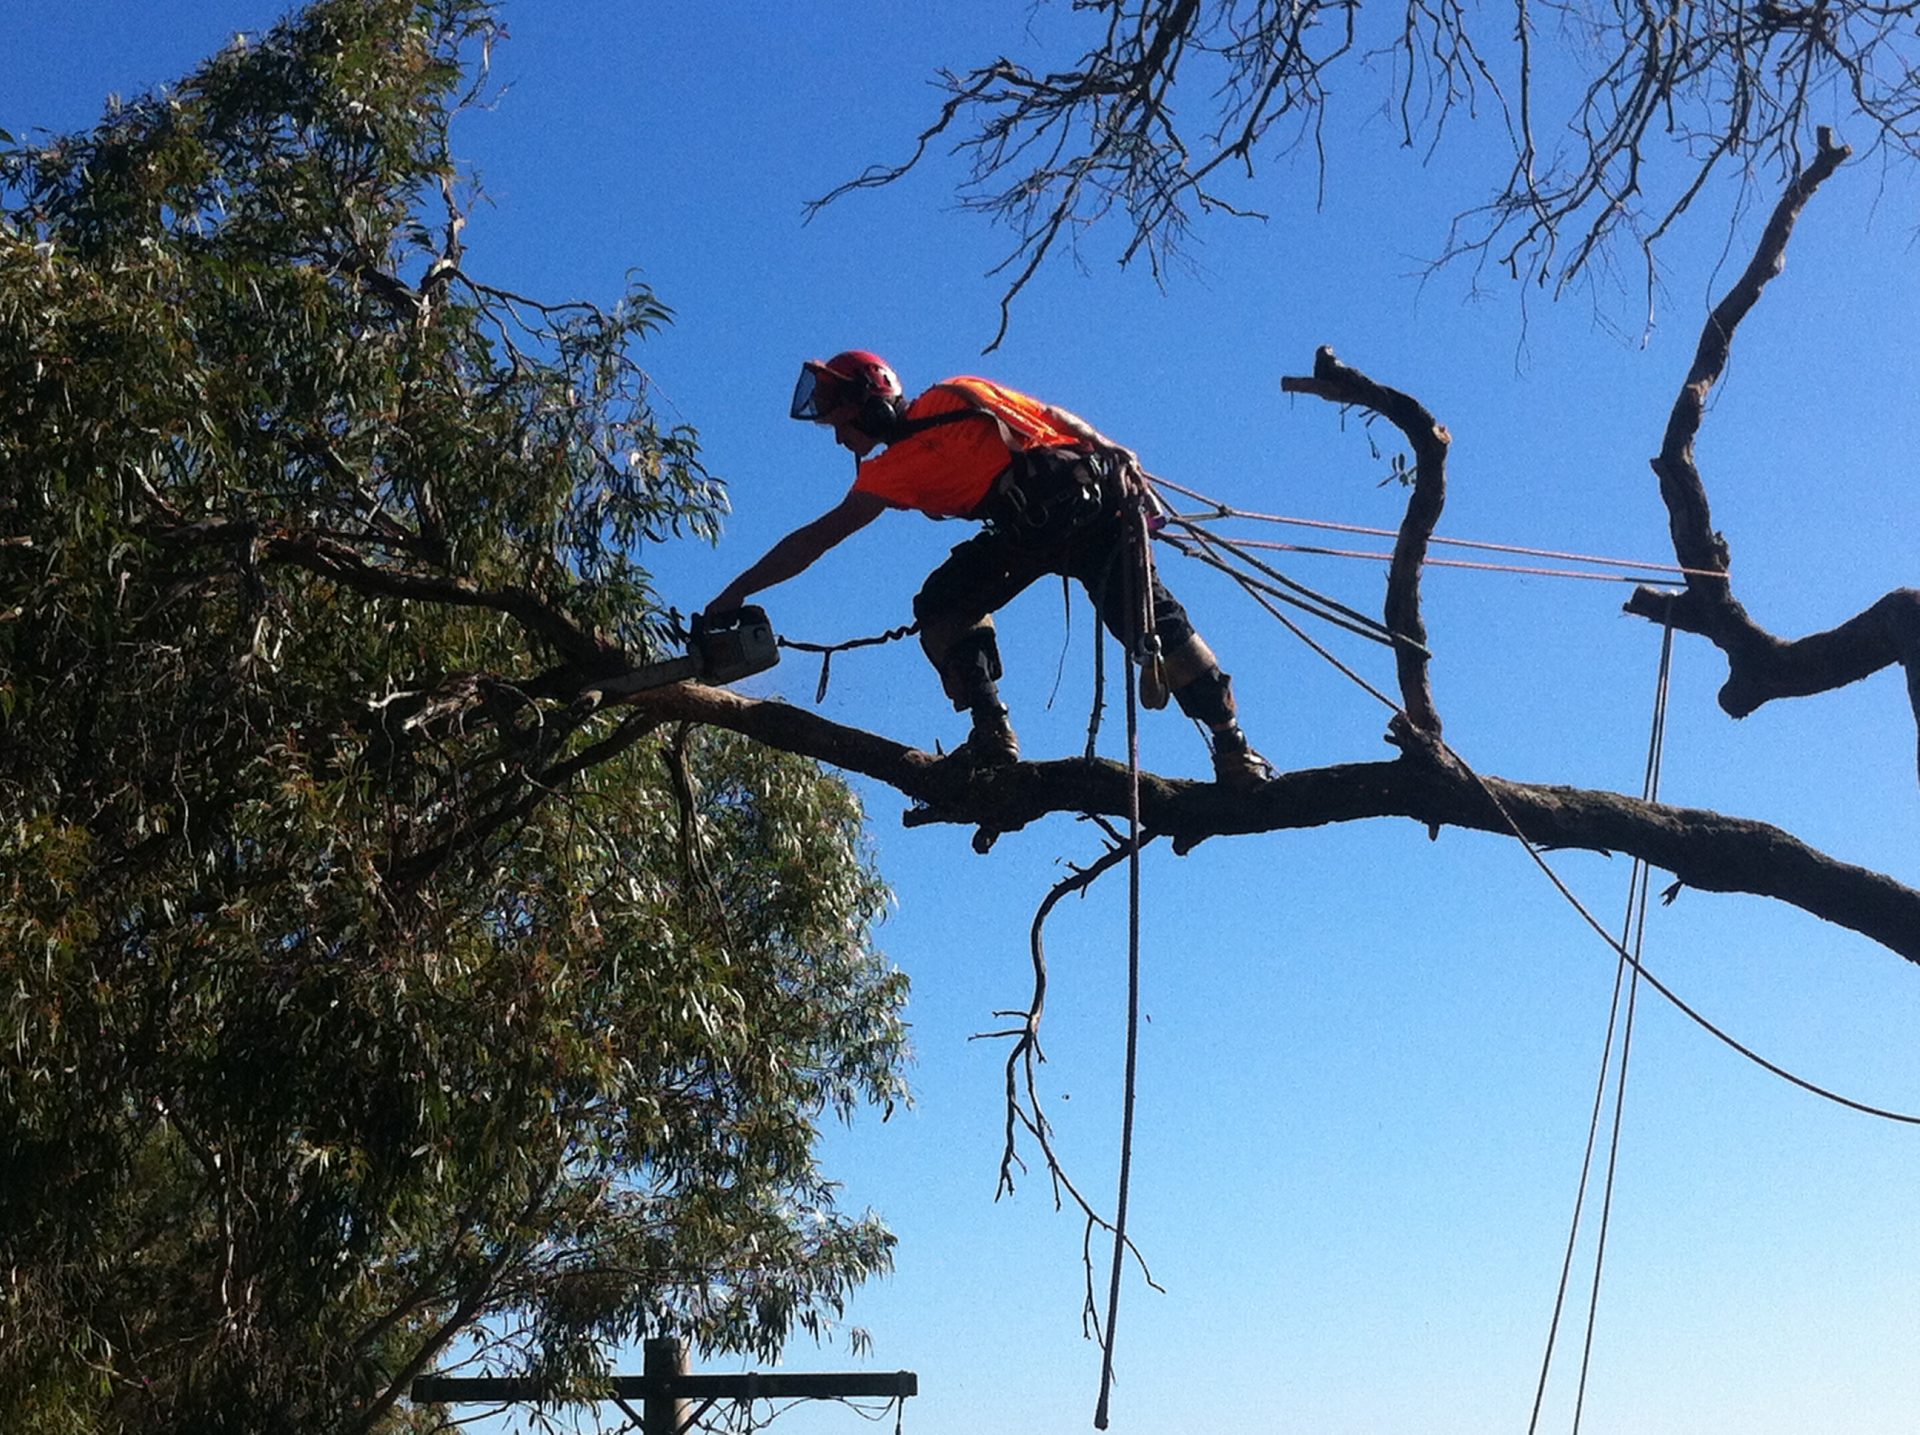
[851,376,1086,519]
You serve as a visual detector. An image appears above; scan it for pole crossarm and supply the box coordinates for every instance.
[410,1371,919,1404]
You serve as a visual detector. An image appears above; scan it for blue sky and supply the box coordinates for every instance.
[8,4,1920,1432]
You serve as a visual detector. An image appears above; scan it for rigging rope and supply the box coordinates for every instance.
[1202,534,1702,586]
[1156,513,1416,649]
[1152,526,1413,649]
[1152,513,1920,1127]
[1148,473,1725,579]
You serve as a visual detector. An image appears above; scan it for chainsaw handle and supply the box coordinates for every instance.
[694,604,769,639]
[689,605,779,686]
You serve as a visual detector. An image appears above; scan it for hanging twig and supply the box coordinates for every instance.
[971,829,1166,1347]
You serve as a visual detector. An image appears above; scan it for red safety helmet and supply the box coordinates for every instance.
[790,349,902,424]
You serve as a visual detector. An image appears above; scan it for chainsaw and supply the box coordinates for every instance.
[575,605,780,711]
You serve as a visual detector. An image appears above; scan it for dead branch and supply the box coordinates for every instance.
[979,836,1141,1202]
[1622,127,1920,781]
[826,0,1920,340]
[1281,346,1451,734]
[970,832,1165,1340]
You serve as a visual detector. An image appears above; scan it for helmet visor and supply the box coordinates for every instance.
[790,362,854,423]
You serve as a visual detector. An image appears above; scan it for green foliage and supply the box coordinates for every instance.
[0,4,907,1431]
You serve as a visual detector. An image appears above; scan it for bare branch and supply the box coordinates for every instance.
[971,832,1166,1339]
[1281,347,1451,733]
[1621,128,1920,778]
[827,0,1920,338]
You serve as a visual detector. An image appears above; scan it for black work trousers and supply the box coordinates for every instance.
[912,513,1197,709]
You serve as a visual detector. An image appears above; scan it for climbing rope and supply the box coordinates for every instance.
[1094,482,1158,1430]
[1568,612,1676,1432]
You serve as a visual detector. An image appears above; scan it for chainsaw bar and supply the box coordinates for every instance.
[576,605,779,711]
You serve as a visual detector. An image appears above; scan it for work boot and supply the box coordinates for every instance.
[1211,723,1274,791]
[952,705,1021,767]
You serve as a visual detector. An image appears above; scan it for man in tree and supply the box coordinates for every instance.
[708,350,1273,787]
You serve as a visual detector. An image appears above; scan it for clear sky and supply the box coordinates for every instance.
[8,4,1920,1432]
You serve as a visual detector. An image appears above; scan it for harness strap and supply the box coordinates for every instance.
[895,383,1126,539]
[892,381,1045,454]
[889,404,988,441]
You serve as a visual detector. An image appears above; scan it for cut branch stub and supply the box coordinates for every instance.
[1282,346,1450,735]
[1623,127,1920,781]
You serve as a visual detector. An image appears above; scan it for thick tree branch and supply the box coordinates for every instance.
[624,683,1920,964]
[1624,128,1920,778]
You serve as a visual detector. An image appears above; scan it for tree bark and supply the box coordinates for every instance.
[1621,127,1920,779]
[623,681,1920,964]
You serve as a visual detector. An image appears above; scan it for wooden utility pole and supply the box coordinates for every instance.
[411,1339,918,1433]
[643,1336,690,1435]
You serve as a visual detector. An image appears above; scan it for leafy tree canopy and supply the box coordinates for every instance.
[0,3,907,1430]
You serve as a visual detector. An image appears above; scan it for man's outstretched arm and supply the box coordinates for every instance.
[706,488,889,616]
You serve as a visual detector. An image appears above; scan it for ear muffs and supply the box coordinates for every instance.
[857,390,904,438]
